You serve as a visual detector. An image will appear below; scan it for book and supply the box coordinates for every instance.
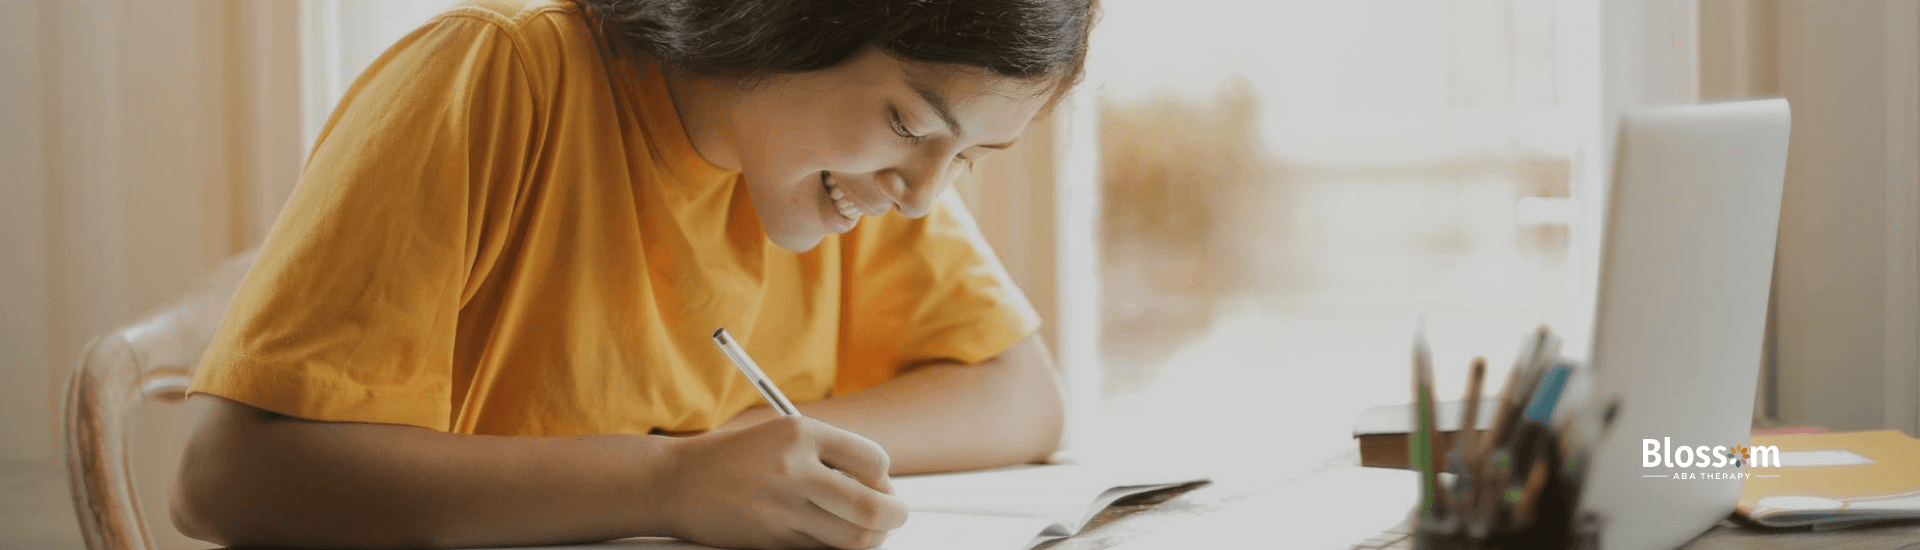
[1735,429,1920,529]
[473,463,1206,550]
[1352,399,1500,469]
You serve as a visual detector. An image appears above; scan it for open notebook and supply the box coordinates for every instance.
[476,463,1205,550]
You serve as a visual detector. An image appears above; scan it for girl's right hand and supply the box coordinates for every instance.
[660,416,907,549]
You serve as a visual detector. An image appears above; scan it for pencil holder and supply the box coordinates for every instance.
[1411,422,1603,550]
[1402,325,1616,549]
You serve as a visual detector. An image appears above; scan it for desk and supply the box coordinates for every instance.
[1038,455,1920,550]
[23,444,1904,550]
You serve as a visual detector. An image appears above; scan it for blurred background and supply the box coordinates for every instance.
[3,1,1917,549]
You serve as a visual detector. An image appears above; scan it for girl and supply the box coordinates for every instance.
[169,0,1094,549]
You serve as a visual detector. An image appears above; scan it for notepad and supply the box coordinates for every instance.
[475,463,1205,550]
[1736,429,1920,529]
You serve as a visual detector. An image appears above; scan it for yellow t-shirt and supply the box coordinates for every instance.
[189,0,1039,436]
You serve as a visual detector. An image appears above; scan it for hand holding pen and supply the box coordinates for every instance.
[643,328,905,549]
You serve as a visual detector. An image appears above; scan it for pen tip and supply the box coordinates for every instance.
[713,327,727,339]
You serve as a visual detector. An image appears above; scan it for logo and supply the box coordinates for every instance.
[1641,437,1779,480]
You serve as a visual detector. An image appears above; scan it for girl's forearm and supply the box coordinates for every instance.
[171,396,679,548]
[724,334,1068,474]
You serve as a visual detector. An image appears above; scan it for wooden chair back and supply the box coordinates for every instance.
[64,249,258,550]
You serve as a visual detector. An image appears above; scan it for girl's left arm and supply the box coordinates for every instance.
[716,333,1066,475]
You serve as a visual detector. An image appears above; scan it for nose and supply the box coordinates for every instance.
[884,153,958,219]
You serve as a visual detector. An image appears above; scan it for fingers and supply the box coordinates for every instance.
[795,499,894,550]
[804,463,909,531]
[810,422,894,493]
[699,417,902,549]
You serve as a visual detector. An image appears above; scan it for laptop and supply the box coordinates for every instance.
[1573,98,1791,550]
[1115,99,1792,550]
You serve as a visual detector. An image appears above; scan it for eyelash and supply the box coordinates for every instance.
[891,107,974,165]
[890,109,930,145]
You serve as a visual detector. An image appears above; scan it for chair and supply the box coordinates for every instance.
[64,249,259,550]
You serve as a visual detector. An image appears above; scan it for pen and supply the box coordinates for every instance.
[1522,362,1573,423]
[713,328,802,417]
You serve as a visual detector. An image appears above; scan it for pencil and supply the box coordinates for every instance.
[1511,456,1551,527]
[1455,356,1488,462]
[1411,315,1445,520]
[1469,449,1511,539]
[1469,328,1546,538]
[1476,326,1551,463]
[1448,356,1488,526]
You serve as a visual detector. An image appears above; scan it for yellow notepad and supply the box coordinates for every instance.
[1737,429,1920,528]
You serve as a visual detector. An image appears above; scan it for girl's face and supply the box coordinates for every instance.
[710,47,1052,253]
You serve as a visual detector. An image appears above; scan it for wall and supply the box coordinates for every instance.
[1700,0,1920,433]
[0,0,302,473]
[0,2,302,547]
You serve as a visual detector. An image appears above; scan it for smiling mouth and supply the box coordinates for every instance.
[822,171,867,223]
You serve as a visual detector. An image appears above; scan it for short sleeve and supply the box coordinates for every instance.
[834,191,1043,395]
[189,13,538,431]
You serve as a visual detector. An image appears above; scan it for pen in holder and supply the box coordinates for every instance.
[1406,324,1613,550]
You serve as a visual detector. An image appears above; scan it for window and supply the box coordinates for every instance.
[1084,0,1590,470]
[299,0,458,153]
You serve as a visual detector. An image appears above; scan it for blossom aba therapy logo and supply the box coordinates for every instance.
[1642,437,1780,480]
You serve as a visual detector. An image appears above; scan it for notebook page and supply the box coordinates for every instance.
[471,513,1062,550]
[1108,466,1417,550]
[472,463,1204,550]
[877,512,1057,550]
[890,463,1192,526]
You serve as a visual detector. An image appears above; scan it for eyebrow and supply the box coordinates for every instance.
[908,80,1017,150]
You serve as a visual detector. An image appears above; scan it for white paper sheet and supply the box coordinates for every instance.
[473,463,1203,550]
[1777,449,1875,467]
[493,513,1055,550]
[1108,466,1418,550]
[876,512,1057,550]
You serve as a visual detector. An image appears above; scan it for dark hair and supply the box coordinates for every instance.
[581,0,1096,98]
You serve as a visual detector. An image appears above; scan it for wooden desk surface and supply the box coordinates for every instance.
[1038,456,1920,550]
